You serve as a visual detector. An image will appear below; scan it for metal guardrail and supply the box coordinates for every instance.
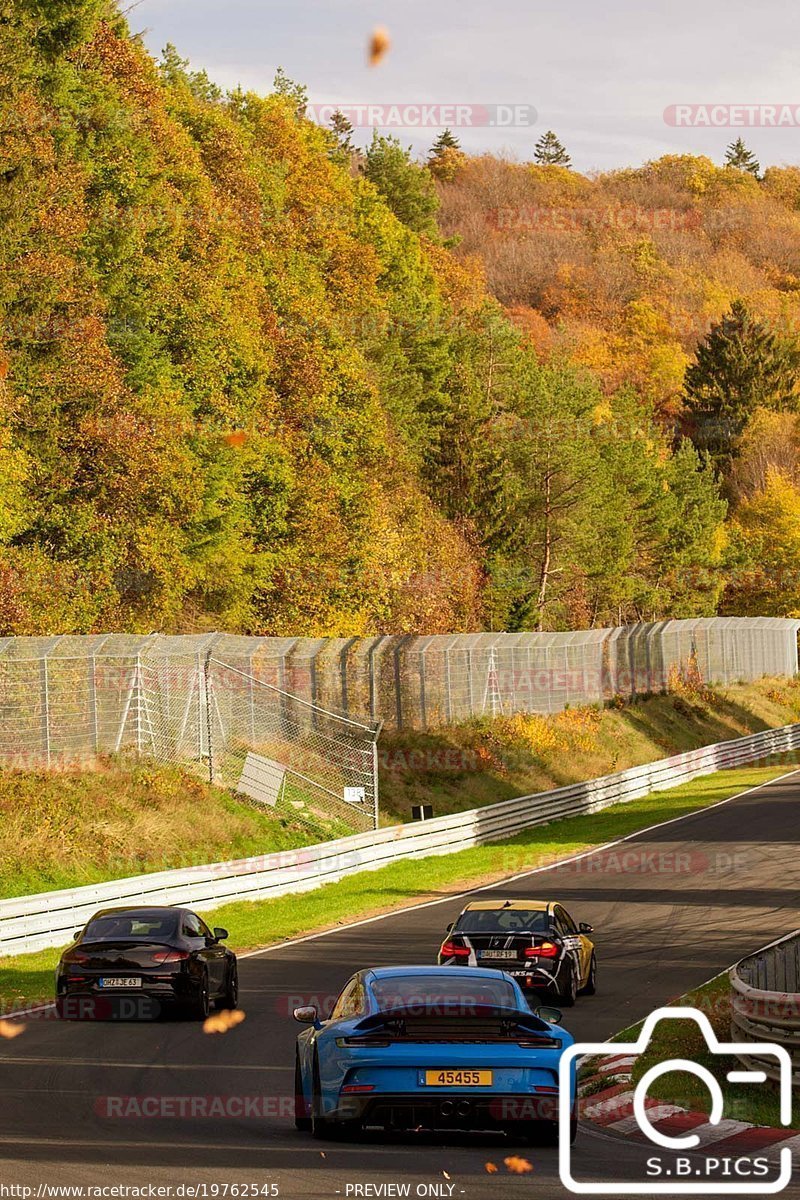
[3,721,798,959]
[731,930,800,1083]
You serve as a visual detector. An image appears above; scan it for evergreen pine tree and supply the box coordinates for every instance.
[724,137,760,177]
[684,299,800,463]
[427,129,466,181]
[326,109,356,164]
[533,130,571,167]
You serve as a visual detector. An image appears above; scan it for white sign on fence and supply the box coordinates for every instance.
[343,786,366,807]
[235,753,285,807]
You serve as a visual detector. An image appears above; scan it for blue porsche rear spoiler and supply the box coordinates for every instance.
[352,1004,555,1033]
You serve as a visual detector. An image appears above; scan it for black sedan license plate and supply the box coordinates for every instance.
[98,977,142,988]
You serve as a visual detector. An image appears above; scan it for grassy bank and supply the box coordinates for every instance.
[0,760,347,900]
[379,677,800,820]
[1,760,794,1015]
[605,972,798,1129]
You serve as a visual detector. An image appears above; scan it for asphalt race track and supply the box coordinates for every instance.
[3,769,800,1199]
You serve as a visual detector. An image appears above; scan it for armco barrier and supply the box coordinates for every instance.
[731,930,800,1084]
[2,722,799,958]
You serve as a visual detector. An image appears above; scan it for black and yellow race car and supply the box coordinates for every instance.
[437,899,596,1007]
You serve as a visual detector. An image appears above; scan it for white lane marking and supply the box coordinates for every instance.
[0,1056,290,1070]
[2,1002,54,1018]
[241,767,800,960]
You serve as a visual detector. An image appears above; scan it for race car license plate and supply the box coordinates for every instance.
[424,1070,493,1086]
[98,977,141,988]
[480,950,516,960]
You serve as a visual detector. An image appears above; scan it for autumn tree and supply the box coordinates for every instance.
[723,472,800,616]
[0,2,739,635]
[363,132,440,235]
[728,409,800,500]
[427,129,466,181]
[272,66,307,117]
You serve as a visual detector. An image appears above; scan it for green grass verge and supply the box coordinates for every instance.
[606,972,799,1129]
[1,759,794,1016]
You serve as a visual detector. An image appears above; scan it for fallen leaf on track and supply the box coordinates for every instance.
[504,1156,533,1175]
[203,1008,246,1034]
[0,1020,25,1039]
[484,1163,498,1174]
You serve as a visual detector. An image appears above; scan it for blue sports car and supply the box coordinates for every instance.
[293,965,576,1143]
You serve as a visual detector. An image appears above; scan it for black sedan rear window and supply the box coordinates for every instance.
[454,908,550,934]
[83,912,179,941]
[371,974,517,1012]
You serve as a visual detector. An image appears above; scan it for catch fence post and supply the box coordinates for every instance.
[204,650,214,785]
[372,721,383,831]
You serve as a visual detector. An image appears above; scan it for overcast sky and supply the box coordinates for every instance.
[132,0,800,172]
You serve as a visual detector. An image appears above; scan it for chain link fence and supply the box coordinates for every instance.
[182,618,794,730]
[0,619,796,824]
[0,634,380,833]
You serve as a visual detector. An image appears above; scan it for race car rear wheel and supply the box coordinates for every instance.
[310,1057,330,1139]
[558,965,577,1007]
[580,952,597,996]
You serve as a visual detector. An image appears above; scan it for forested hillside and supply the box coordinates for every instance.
[0,0,745,635]
[439,152,800,617]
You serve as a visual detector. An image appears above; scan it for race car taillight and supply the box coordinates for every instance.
[524,941,559,959]
[341,1084,375,1093]
[63,950,90,965]
[440,940,470,959]
[151,950,189,964]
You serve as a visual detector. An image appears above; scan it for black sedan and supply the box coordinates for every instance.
[55,906,238,1020]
